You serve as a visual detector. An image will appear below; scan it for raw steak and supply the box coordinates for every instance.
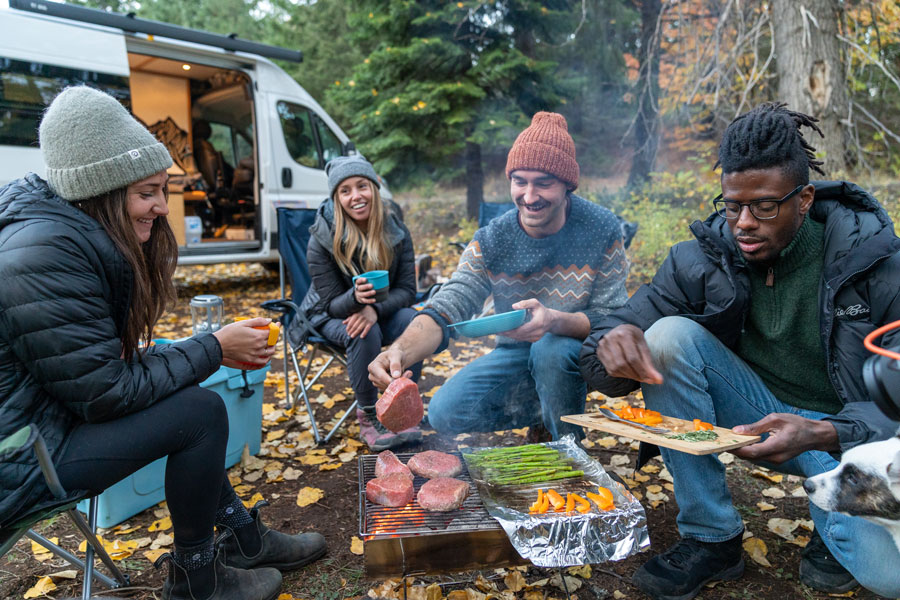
[417,477,469,512]
[407,450,462,479]
[366,473,414,507]
[376,377,423,432]
[374,450,413,481]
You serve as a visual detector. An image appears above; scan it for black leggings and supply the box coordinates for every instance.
[56,386,233,546]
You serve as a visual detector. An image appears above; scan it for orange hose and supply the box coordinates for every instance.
[863,319,900,361]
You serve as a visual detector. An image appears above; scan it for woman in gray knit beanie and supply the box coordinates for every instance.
[0,86,326,600]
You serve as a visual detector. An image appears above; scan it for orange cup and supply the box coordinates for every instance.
[233,318,280,369]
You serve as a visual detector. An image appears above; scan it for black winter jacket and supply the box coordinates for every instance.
[300,198,416,328]
[0,175,222,528]
[581,181,900,453]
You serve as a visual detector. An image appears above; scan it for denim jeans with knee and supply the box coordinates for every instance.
[319,307,421,409]
[641,316,900,597]
[427,333,586,440]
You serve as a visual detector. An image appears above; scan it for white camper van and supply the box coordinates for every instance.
[0,0,384,265]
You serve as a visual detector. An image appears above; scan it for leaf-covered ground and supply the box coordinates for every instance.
[1,207,891,600]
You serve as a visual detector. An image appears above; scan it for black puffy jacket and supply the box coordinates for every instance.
[581,181,900,452]
[0,175,222,527]
[299,198,416,328]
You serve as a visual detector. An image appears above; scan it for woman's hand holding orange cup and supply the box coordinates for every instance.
[217,317,280,370]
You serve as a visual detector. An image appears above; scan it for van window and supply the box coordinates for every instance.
[277,101,320,169]
[208,122,236,166]
[0,57,130,147]
[314,117,343,164]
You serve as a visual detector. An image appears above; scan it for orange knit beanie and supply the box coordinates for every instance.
[505,111,579,190]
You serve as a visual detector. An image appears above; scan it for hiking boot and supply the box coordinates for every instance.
[357,406,409,451]
[799,529,858,593]
[218,501,327,572]
[157,541,282,600]
[632,534,744,600]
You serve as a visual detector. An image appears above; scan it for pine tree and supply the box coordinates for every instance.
[330,1,571,216]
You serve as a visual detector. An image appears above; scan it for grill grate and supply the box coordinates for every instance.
[359,452,501,538]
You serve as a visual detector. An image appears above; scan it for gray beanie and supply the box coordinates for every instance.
[325,155,380,199]
[39,86,173,201]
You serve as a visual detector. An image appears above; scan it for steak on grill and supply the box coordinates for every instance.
[366,472,414,507]
[376,377,423,433]
[407,450,462,479]
[417,477,469,511]
[374,450,413,481]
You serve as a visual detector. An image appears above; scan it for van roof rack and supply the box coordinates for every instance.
[9,0,303,63]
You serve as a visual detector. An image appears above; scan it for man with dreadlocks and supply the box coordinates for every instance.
[581,102,900,600]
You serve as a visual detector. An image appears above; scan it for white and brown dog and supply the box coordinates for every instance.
[805,435,900,552]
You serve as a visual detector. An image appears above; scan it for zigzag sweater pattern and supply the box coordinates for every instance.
[427,195,629,345]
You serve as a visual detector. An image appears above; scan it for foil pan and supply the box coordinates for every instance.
[461,435,649,567]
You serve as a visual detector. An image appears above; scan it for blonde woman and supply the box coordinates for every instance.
[300,156,422,450]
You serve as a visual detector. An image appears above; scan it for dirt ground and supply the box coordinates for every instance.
[0,265,891,600]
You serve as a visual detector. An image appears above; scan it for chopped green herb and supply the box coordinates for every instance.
[665,430,719,442]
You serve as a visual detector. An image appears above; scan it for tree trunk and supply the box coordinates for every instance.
[772,0,849,174]
[465,139,483,219]
[627,0,662,188]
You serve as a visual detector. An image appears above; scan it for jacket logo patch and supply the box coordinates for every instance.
[835,303,870,319]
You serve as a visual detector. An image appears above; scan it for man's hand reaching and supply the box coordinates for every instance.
[595,324,663,384]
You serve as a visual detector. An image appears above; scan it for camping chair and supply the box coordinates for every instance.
[0,425,130,599]
[261,207,354,445]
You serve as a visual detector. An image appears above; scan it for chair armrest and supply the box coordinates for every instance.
[0,425,67,499]
[261,299,300,315]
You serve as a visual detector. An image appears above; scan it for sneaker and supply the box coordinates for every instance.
[357,407,407,451]
[799,529,857,593]
[632,535,744,600]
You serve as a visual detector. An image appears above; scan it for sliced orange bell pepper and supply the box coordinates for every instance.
[693,419,714,431]
[546,489,566,511]
[529,489,545,513]
[565,493,575,513]
[571,493,592,513]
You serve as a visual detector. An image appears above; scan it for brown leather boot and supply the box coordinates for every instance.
[157,540,282,600]
[218,501,327,572]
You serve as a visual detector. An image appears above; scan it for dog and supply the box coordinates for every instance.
[804,435,900,552]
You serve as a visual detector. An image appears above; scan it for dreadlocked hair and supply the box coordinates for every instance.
[716,102,826,185]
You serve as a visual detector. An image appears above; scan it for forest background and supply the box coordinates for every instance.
[73,0,900,281]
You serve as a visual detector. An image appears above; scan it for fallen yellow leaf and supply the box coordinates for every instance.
[350,536,364,555]
[266,429,286,442]
[24,576,56,598]
[296,486,324,507]
[319,462,342,471]
[504,569,526,591]
[566,564,592,579]
[143,548,168,564]
[242,492,265,508]
[751,469,784,484]
[149,516,172,532]
[30,538,57,562]
[113,525,141,535]
[742,537,771,567]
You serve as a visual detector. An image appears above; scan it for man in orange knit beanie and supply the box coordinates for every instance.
[369,112,629,441]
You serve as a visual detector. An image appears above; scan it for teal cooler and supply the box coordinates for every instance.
[77,364,269,528]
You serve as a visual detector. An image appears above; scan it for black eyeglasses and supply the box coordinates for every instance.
[713,184,805,220]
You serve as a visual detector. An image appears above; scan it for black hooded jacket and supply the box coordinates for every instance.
[299,198,416,328]
[0,175,222,527]
[580,181,900,452]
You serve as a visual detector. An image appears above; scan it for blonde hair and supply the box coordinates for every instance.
[331,184,394,276]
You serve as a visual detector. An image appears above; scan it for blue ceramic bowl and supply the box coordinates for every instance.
[448,309,528,337]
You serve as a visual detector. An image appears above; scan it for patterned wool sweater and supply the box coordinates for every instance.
[425,194,629,346]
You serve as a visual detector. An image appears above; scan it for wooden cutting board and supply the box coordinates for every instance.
[561,412,761,456]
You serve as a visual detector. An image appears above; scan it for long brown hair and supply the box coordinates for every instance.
[76,187,178,358]
[331,184,394,276]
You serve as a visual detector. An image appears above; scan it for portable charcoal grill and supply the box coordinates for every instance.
[358,452,529,578]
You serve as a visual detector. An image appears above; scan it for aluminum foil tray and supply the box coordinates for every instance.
[461,435,649,567]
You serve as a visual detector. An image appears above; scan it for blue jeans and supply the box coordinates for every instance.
[427,334,586,440]
[641,316,900,597]
[319,307,421,409]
